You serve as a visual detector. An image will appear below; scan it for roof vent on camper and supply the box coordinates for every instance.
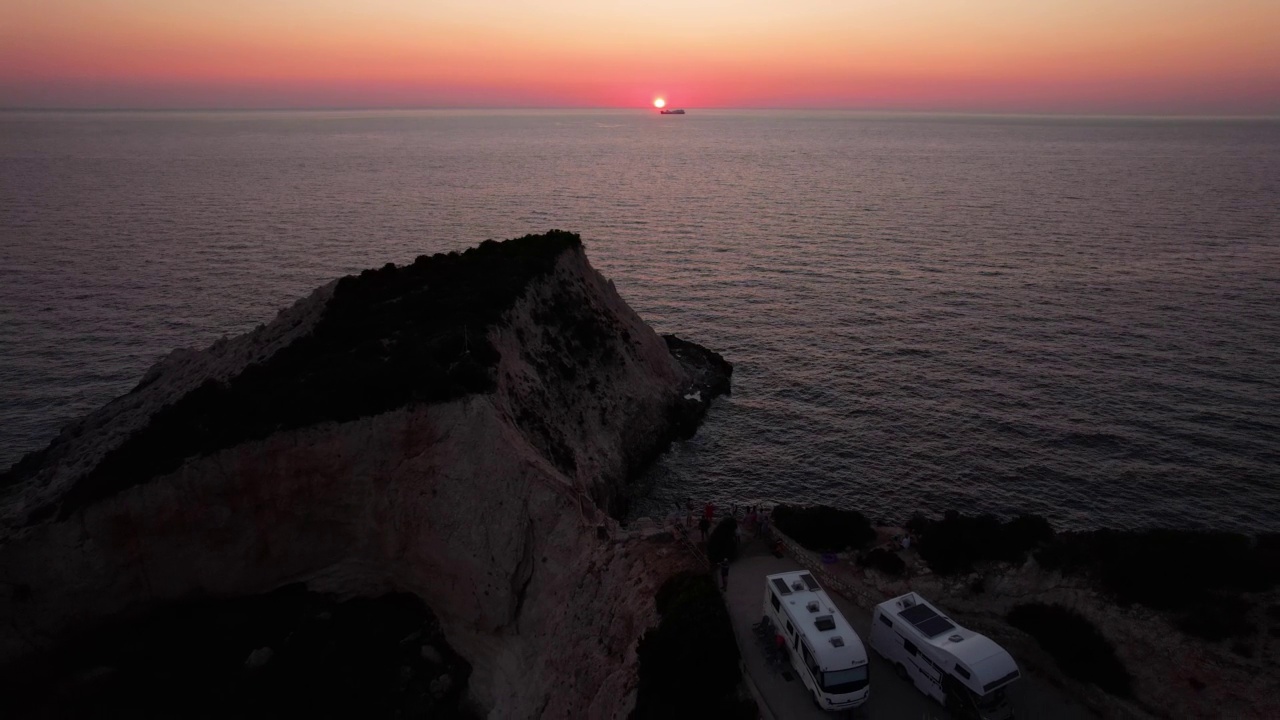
[806,601,820,613]
[830,636,845,647]
[948,634,964,643]
[815,615,837,631]
[791,580,805,591]
[900,596,915,608]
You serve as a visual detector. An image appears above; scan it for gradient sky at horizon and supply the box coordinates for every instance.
[2,0,1278,114]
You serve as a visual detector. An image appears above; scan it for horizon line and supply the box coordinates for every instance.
[1,106,1278,121]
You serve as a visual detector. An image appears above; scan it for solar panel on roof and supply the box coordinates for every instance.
[772,578,792,595]
[899,604,938,625]
[898,602,959,638]
[800,573,820,591]
[917,615,957,638]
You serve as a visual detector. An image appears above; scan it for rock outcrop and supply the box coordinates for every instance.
[0,231,731,717]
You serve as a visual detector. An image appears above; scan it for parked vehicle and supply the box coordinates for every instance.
[762,570,870,711]
[870,592,1020,719]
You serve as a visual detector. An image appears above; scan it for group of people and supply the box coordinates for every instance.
[685,501,773,541]
[672,500,785,591]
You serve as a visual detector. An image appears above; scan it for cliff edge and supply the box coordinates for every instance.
[0,231,731,717]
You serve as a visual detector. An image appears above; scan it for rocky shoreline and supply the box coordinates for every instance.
[0,231,733,718]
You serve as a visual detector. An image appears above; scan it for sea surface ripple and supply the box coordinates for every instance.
[2,110,1277,532]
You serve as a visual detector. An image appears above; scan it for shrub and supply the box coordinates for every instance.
[634,573,756,719]
[909,511,1054,575]
[1007,603,1131,696]
[771,505,875,553]
[707,517,739,563]
[1035,529,1273,639]
[858,548,905,576]
[1036,529,1268,606]
[1175,595,1255,641]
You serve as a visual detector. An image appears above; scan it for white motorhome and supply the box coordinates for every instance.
[870,592,1020,720]
[762,571,870,711]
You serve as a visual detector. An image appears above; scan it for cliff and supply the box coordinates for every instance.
[0,231,732,717]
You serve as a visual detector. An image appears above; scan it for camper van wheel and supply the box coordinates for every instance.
[895,663,909,681]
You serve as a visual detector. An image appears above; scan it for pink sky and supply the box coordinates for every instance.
[2,0,1278,114]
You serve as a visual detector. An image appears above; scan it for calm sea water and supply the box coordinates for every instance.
[2,110,1278,532]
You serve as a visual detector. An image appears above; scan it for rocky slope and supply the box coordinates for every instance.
[0,231,731,717]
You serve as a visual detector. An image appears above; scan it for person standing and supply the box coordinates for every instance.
[698,515,711,542]
[719,558,730,591]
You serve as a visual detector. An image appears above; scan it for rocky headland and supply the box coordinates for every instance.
[0,231,732,718]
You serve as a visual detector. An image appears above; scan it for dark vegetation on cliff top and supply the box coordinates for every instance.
[5,231,631,520]
[9,230,733,523]
[633,572,756,720]
[1,585,476,719]
[1037,528,1280,641]
[771,504,876,553]
[52,231,580,517]
[902,510,1279,642]
[778,505,1279,642]
[905,511,1054,575]
[1007,602,1132,696]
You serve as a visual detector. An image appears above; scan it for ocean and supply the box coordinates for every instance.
[2,110,1277,532]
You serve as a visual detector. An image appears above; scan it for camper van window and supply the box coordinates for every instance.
[954,664,971,680]
[771,593,781,612]
[822,665,870,694]
[878,614,892,628]
[801,643,817,672]
[903,639,918,656]
[786,620,794,636]
[983,669,1020,692]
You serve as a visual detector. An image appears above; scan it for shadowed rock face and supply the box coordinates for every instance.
[4,587,478,719]
[0,231,730,718]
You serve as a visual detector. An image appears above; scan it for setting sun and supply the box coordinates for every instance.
[653,98,665,108]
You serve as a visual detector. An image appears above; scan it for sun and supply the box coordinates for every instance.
[653,98,666,108]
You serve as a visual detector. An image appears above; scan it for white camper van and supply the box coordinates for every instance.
[870,592,1020,720]
[762,571,870,711]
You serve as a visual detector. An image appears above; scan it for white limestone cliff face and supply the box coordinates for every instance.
[0,235,728,718]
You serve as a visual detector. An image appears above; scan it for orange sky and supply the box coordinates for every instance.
[2,0,1278,113]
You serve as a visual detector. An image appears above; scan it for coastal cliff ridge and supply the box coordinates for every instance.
[0,230,732,718]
